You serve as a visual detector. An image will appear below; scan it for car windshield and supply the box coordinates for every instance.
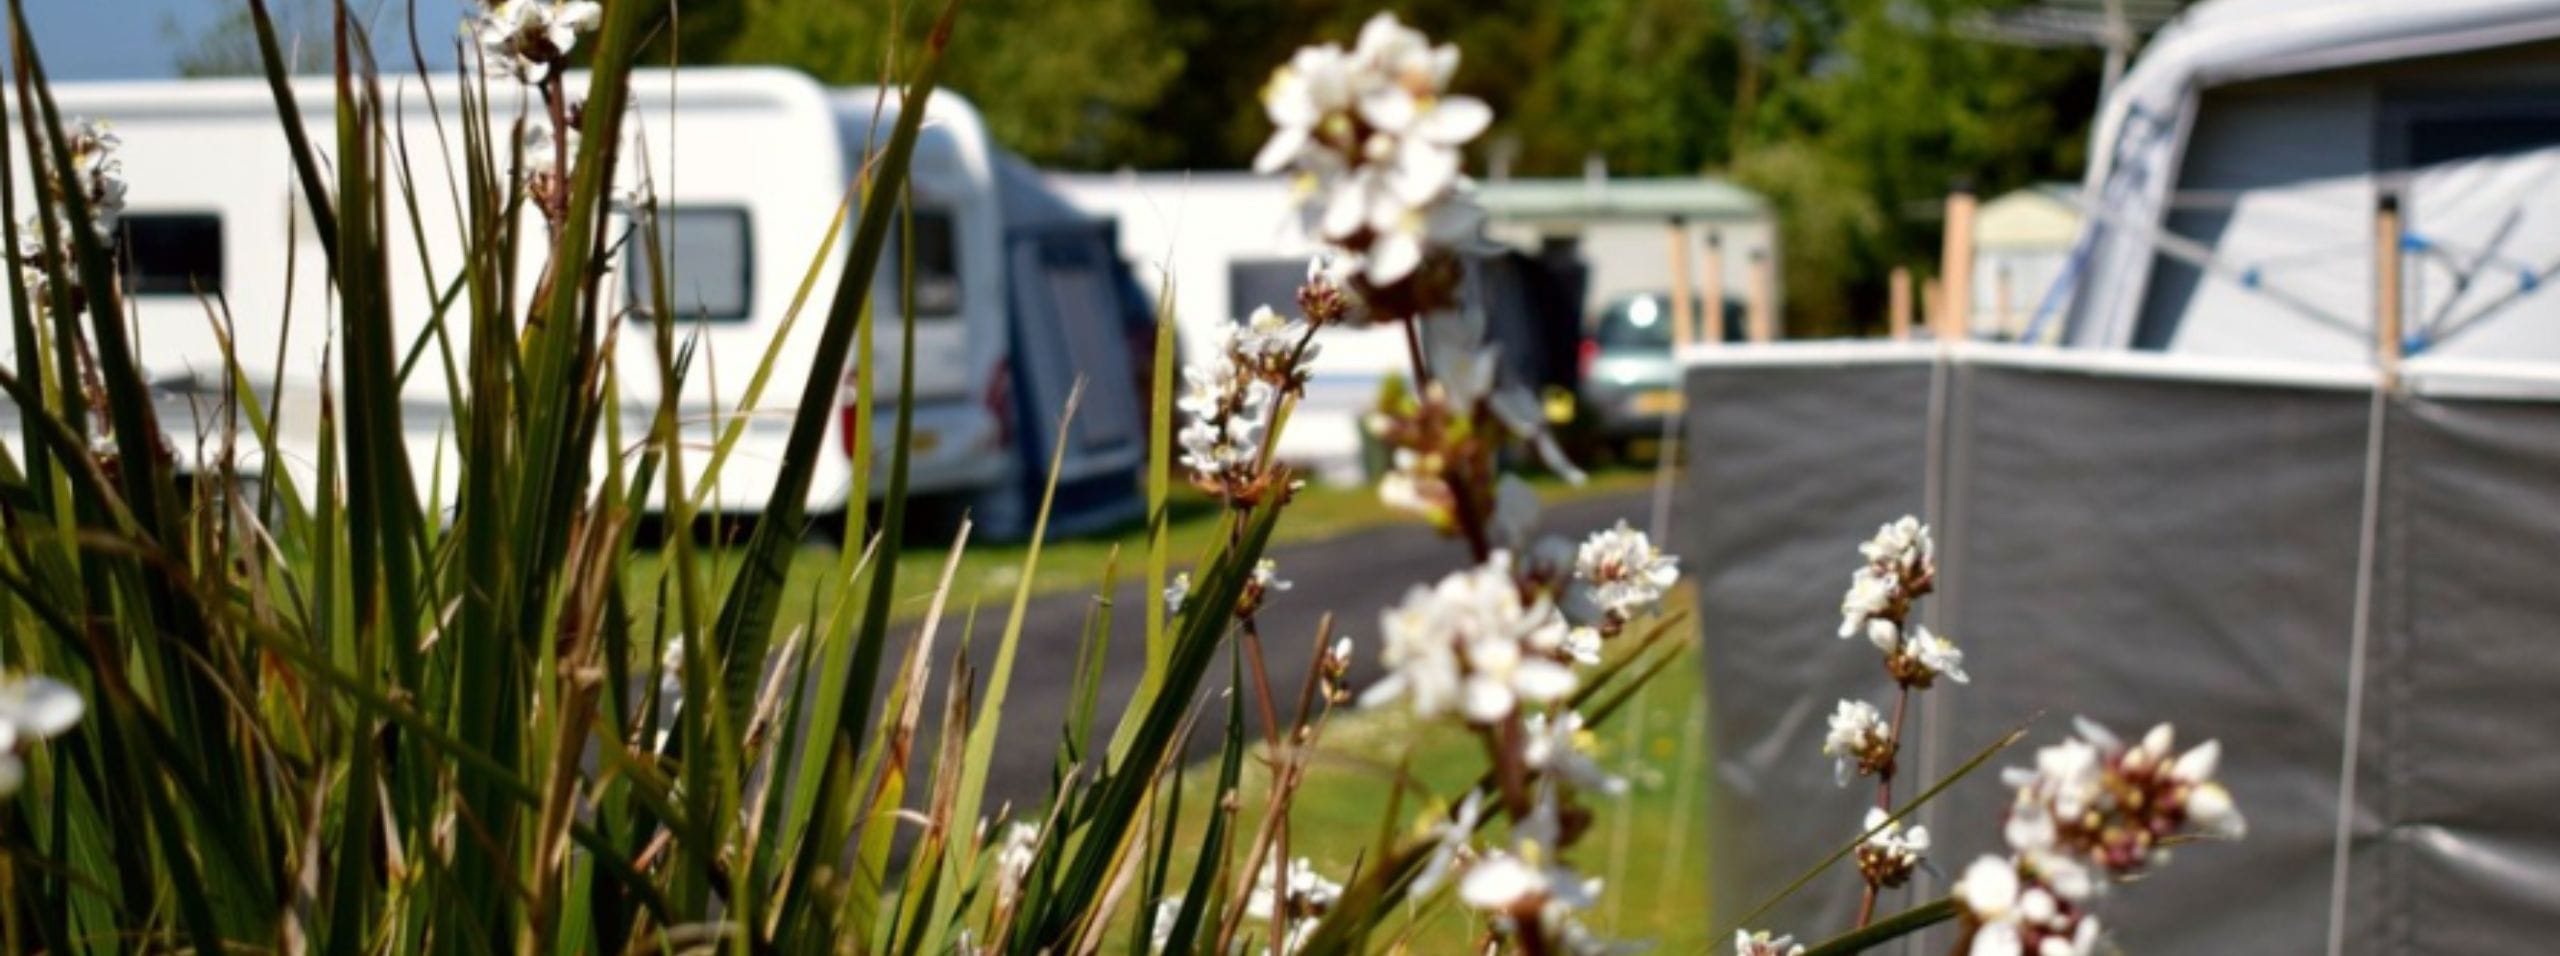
[1595,295,1681,350]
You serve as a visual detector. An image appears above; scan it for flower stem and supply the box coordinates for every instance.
[1805,898,1961,956]
[1856,684,1914,929]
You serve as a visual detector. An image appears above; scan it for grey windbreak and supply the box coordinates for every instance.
[1681,344,2560,954]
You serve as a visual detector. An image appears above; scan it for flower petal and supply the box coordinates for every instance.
[1418,96,1492,144]
[1252,124,1310,175]
[1,676,82,738]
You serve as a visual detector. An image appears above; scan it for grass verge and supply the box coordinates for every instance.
[631,463,1657,629]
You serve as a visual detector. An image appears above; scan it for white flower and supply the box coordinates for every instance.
[992,822,1038,909]
[1362,552,1575,724]
[65,119,123,239]
[1164,572,1192,616]
[1955,856,2023,954]
[1362,189,1484,286]
[0,673,84,797]
[1457,628,1575,724]
[1523,710,1626,796]
[1857,806,1929,887]
[1255,12,1490,289]
[1907,625,1969,684]
[1177,358,1277,481]
[1865,617,1900,653]
[1574,520,1680,622]
[1823,698,1892,787]
[1457,851,1596,915]
[1860,515,1932,569]
[1838,566,1895,639]
[1245,856,1341,927]
[1252,559,1291,595]
[1736,929,1807,956]
[2000,719,2245,889]
[473,0,602,81]
[1459,852,1544,911]
[1411,791,1485,896]
[1954,855,2103,956]
[1560,625,1601,666]
[1253,42,1358,175]
[1230,305,1314,376]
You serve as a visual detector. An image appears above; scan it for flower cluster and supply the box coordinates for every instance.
[1570,520,1681,634]
[1253,12,1491,291]
[1245,857,1342,953]
[1838,516,1963,686]
[1952,719,2246,956]
[1822,698,1894,786]
[0,673,84,797]
[1824,517,1964,793]
[1179,306,1317,494]
[14,117,126,305]
[1454,790,1619,956]
[1361,551,1575,724]
[991,822,1039,913]
[472,0,602,82]
[1359,518,1679,953]
[1855,806,1929,889]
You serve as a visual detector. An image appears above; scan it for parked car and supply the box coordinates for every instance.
[1577,291,1740,451]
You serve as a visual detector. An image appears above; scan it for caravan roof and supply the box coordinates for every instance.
[2060,0,2560,361]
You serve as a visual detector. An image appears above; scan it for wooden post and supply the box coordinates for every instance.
[2376,193,2404,379]
[1923,277,1945,339]
[1666,216,1696,351]
[1699,230,1727,344]
[1747,251,1776,343]
[1888,266,1913,341]
[1936,184,1978,343]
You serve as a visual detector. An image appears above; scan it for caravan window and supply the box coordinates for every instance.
[887,208,962,317]
[119,213,223,296]
[626,206,753,322]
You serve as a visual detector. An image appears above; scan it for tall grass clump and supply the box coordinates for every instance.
[0,2,2247,955]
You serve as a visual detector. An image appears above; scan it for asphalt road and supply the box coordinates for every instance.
[883,488,1667,816]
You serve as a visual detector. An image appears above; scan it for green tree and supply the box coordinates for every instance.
[1733,0,2099,332]
[663,0,1183,167]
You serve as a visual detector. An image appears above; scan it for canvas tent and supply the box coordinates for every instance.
[975,153,1152,539]
[2055,0,2560,360]
[1686,2,2560,952]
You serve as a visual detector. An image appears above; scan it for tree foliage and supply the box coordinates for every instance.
[551,0,2097,328]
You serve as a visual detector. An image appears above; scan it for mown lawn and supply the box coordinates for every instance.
[627,464,1659,629]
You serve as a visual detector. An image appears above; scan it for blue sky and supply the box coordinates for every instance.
[28,0,473,79]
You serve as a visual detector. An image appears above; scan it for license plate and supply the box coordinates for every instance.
[1632,389,1683,414]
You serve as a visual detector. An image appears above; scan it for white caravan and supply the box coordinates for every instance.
[5,69,1143,528]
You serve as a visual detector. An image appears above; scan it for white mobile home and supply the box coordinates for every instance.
[8,69,1145,532]
[1052,171,1767,481]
